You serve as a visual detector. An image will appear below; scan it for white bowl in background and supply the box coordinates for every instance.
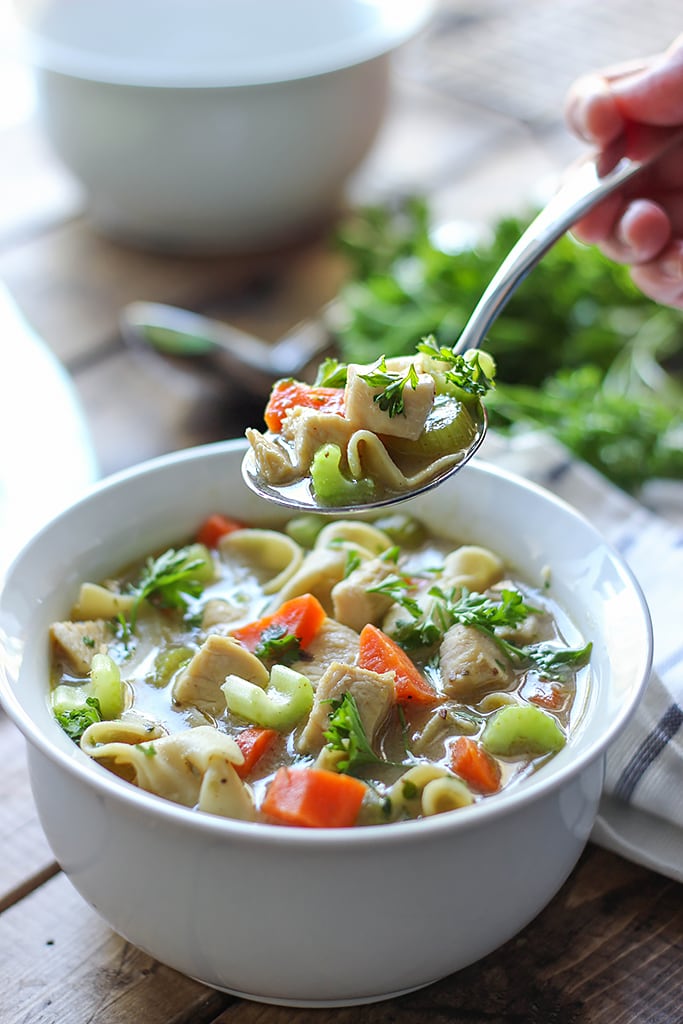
[16,0,433,251]
[0,439,652,1006]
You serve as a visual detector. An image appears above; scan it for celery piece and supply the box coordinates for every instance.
[285,514,326,549]
[51,684,102,741]
[222,664,314,731]
[180,543,216,583]
[52,683,95,717]
[310,444,374,506]
[146,646,194,688]
[482,704,566,757]
[371,512,426,548]
[90,652,125,719]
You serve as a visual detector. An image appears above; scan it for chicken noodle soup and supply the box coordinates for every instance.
[49,512,591,827]
[245,338,494,506]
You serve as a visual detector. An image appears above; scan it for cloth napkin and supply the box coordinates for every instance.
[483,430,683,883]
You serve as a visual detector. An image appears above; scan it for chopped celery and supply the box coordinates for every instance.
[285,514,326,549]
[51,685,102,741]
[370,512,426,548]
[90,652,125,719]
[180,543,216,584]
[482,704,566,757]
[310,444,375,506]
[222,664,314,731]
[146,646,194,688]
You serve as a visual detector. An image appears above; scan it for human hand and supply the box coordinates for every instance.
[564,35,683,308]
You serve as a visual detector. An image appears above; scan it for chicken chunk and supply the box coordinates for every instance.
[344,362,435,440]
[173,634,269,715]
[291,618,360,688]
[297,661,394,755]
[245,427,298,484]
[50,619,112,675]
[331,556,395,633]
[280,406,355,471]
[201,598,244,633]
[439,623,512,699]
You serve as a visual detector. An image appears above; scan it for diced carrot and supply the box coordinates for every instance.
[261,767,366,828]
[358,624,439,705]
[264,379,346,433]
[231,594,327,653]
[196,513,243,548]
[525,681,568,711]
[234,727,278,779]
[448,736,501,794]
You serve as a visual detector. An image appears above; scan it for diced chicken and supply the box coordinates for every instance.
[280,407,355,471]
[201,598,244,633]
[49,619,112,675]
[291,618,360,688]
[344,362,434,440]
[245,427,298,484]
[297,661,394,755]
[173,634,269,715]
[331,556,396,633]
[439,623,512,699]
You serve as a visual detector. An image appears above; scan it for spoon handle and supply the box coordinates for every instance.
[453,130,683,355]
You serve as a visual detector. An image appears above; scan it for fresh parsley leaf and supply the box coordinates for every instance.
[253,624,302,666]
[418,335,495,396]
[323,692,387,773]
[344,549,362,578]
[314,357,348,388]
[129,547,206,629]
[55,696,102,742]
[359,357,420,418]
[523,641,593,681]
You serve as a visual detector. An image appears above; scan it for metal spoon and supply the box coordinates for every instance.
[120,300,339,397]
[239,128,681,513]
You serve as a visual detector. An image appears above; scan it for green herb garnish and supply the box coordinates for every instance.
[359,357,420,418]
[253,624,302,667]
[129,546,207,630]
[323,693,387,773]
[54,696,102,742]
[314,357,348,388]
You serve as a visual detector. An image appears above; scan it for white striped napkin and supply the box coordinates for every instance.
[483,430,683,883]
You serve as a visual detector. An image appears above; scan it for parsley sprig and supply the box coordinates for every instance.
[129,547,207,629]
[323,693,398,774]
[359,357,420,418]
[417,335,495,397]
[54,696,102,742]
[384,582,591,680]
[253,624,302,667]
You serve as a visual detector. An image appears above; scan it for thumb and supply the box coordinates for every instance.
[612,34,683,126]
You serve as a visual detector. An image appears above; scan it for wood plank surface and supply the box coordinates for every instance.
[0,845,680,1024]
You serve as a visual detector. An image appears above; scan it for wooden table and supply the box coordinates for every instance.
[1,3,682,1021]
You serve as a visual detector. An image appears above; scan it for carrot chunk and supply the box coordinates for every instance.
[196,513,243,548]
[358,624,439,705]
[448,736,501,794]
[264,379,345,433]
[261,767,366,828]
[234,727,278,779]
[231,594,326,653]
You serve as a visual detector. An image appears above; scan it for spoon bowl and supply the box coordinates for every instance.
[241,403,488,514]
[120,301,339,397]
[242,128,683,514]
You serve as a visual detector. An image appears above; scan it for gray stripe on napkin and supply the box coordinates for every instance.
[613,703,683,802]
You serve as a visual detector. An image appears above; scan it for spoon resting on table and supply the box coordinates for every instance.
[242,129,683,515]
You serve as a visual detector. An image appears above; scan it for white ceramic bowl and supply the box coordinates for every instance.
[16,0,432,251]
[0,440,652,1007]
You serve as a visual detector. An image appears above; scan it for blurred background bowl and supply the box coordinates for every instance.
[15,0,433,252]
